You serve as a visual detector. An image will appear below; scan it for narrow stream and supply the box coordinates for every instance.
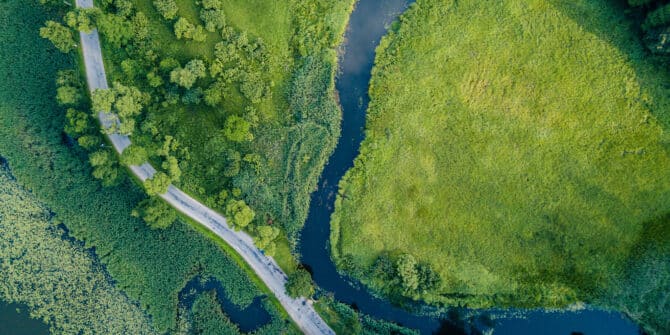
[298,0,642,334]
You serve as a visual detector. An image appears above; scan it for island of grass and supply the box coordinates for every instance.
[331,0,670,333]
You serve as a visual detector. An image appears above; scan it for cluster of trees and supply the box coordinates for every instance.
[369,253,441,300]
[285,268,315,298]
[628,0,670,53]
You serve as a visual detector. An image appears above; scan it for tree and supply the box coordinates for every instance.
[161,156,181,181]
[223,115,253,142]
[285,268,314,298]
[64,108,90,136]
[92,89,116,112]
[64,8,98,33]
[145,172,171,196]
[132,197,177,229]
[203,82,224,106]
[223,150,241,177]
[201,0,223,10]
[396,254,419,294]
[225,199,254,229]
[254,225,280,256]
[174,17,206,41]
[153,0,178,20]
[97,13,134,48]
[40,21,76,53]
[170,59,206,89]
[200,9,226,32]
[77,135,101,149]
[89,150,120,187]
[121,145,148,166]
[56,85,81,106]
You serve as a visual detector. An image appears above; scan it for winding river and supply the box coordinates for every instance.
[299,0,642,334]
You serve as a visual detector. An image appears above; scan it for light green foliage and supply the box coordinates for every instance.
[64,108,90,136]
[92,83,148,135]
[153,0,178,20]
[314,296,419,335]
[145,172,171,196]
[174,17,206,42]
[285,268,314,298]
[97,12,135,48]
[170,59,206,89]
[225,199,255,229]
[132,197,177,229]
[223,115,252,142]
[121,144,148,166]
[39,20,75,53]
[56,85,80,106]
[92,88,116,112]
[254,225,280,256]
[200,8,226,32]
[332,0,670,315]
[396,254,419,294]
[0,167,156,334]
[64,8,98,33]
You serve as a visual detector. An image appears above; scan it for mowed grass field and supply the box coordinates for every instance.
[331,0,670,309]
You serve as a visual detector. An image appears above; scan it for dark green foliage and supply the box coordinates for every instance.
[0,3,289,332]
[89,149,121,187]
[0,166,156,334]
[285,268,314,298]
[644,3,670,29]
[190,291,240,335]
[132,196,177,229]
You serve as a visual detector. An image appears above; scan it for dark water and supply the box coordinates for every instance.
[298,0,643,334]
[0,301,49,335]
[179,276,272,332]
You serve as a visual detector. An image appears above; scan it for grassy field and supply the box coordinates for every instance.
[331,0,670,320]
[0,1,295,332]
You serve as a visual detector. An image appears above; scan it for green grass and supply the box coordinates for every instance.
[0,2,294,332]
[331,0,670,315]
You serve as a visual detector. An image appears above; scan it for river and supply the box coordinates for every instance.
[298,0,642,334]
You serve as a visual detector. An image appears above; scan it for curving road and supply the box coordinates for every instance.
[74,1,333,334]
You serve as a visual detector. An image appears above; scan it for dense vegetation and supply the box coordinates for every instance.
[0,165,156,334]
[40,0,356,274]
[331,0,670,333]
[0,1,293,332]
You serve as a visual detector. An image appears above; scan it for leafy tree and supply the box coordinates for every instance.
[147,71,164,88]
[97,13,135,48]
[201,0,223,10]
[223,115,252,142]
[174,17,206,41]
[223,150,241,177]
[162,156,181,181]
[396,254,419,294]
[92,89,116,112]
[64,8,98,33]
[77,135,101,149]
[40,21,76,53]
[417,263,441,294]
[153,0,178,20]
[241,72,265,103]
[285,268,314,298]
[203,82,224,106]
[56,85,81,106]
[225,199,254,229]
[200,9,226,32]
[64,108,90,136]
[145,172,171,196]
[121,145,148,166]
[182,87,204,104]
[132,197,177,229]
[170,59,206,89]
[254,225,280,256]
[89,150,120,187]
[644,3,670,30]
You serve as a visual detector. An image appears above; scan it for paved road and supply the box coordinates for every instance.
[75,1,334,334]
